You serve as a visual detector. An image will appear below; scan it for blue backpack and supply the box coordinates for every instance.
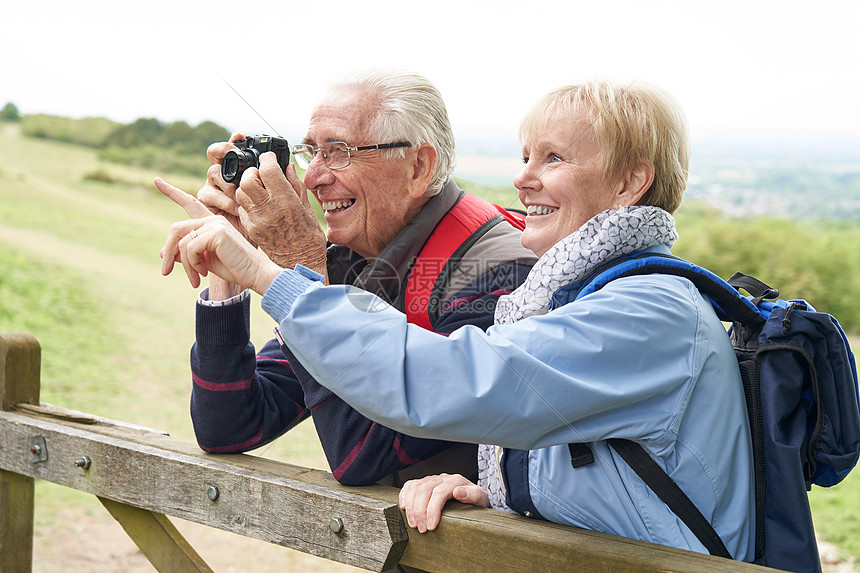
[565,252,860,573]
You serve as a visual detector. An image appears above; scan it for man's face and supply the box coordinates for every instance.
[301,87,424,259]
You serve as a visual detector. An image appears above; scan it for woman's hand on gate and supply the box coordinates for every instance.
[399,473,489,533]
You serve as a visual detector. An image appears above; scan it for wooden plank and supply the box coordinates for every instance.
[13,402,171,435]
[0,411,407,572]
[396,504,774,573]
[99,497,213,573]
[0,332,41,573]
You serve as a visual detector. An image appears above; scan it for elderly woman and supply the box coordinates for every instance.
[161,80,754,560]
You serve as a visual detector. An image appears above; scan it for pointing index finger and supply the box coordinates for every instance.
[154,177,212,218]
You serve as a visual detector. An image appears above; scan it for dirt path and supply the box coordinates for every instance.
[33,498,362,572]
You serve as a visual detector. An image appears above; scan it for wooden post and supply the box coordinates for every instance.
[0,332,41,573]
[99,497,213,573]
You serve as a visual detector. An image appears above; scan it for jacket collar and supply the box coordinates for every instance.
[326,178,463,310]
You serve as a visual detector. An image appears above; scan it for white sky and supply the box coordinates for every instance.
[4,0,860,151]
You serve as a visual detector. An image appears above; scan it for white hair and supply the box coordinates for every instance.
[332,69,456,195]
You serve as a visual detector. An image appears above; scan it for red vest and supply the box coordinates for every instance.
[403,192,526,330]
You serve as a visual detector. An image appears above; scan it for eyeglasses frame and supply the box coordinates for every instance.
[291,141,412,170]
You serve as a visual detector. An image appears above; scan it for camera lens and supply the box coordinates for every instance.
[221,149,259,183]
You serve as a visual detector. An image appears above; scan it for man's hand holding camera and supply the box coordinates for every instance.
[184,132,262,300]
[235,153,328,280]
[156,136,329,295]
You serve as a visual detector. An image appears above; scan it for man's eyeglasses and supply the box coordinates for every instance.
[291,141,411,170]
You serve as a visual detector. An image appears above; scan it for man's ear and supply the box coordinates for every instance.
[407,143,438,199]
[616,158,654,207]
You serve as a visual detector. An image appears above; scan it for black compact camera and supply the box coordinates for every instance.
[221,135,290,184]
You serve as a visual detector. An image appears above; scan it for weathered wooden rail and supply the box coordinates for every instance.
[0,332,774,572]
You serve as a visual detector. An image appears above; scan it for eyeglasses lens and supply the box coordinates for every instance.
[291,142,351,170]
[322,142,349,169]
[291,145,311,169]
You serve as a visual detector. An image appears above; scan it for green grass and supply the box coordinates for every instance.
[1,247,116,405]
[2,122,859,569]
[811,469,860,561]
[454,176,521,210]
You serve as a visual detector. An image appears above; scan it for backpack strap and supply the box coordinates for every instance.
[571,252,766,326]
[567,442,594,468]
[608,439,733,559]
[403,193,525,330]
[727,272,780,307]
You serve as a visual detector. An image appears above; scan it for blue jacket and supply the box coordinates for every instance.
[189,179,535,486]
[262,248,756,559]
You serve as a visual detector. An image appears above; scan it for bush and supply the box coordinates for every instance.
[82,169,118,183]
[673,203,860,331]
[104,117,164,148]
[103,117,229,153]
[1,102,20,122]
[97,144,210,177]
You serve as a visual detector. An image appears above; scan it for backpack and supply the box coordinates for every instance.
[403,191,526,330]
[565,252,860,573]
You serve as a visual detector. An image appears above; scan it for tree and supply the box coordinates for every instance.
[104,117,164,148]
[162,120,194,152]
[1,102,20,122]
[192,121,230,151]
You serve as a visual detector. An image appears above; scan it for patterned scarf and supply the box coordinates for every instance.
[478,205,678,512]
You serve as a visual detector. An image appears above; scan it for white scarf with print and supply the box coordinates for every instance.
[478,205,678,512]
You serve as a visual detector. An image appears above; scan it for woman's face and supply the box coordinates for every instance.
[514,111,618,258]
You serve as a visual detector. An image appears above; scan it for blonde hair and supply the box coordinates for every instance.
[519,80,689,213]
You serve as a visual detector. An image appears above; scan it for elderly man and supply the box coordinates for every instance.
[157,69,535,487]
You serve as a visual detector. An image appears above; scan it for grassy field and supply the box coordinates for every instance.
[1,122,857,571]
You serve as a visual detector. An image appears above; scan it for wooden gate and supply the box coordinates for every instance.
[0,332,770,572]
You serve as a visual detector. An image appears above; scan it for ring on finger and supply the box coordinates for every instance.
[190,229,198,240]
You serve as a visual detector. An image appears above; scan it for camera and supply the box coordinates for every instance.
[221,135,290,184]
